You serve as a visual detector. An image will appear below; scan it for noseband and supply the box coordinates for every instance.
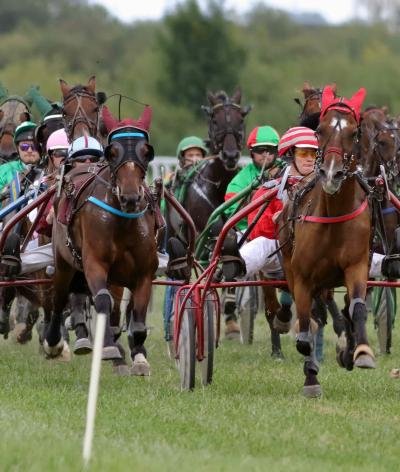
[63,90,99,139]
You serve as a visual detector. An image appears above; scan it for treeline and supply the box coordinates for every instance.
[1,0,400,154]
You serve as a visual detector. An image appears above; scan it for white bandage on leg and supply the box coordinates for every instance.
[240,237,282,278]
[369,253,385,278]
[20,243,54,274]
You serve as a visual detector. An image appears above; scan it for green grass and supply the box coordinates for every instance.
[0,287,400,472]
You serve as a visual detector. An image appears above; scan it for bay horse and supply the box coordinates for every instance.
[280,86,374,397]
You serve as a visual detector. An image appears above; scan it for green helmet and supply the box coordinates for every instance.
[14,121,37,144]
[176,136,208,160]
[247,126,280,150]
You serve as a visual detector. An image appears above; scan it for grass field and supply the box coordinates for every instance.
[0,286,399,472]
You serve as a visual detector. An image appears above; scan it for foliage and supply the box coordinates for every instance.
[2,0,400,153]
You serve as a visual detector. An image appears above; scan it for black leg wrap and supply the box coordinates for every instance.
[352,303,367,325]
[296,331,313,356]
[128,321,148,358]
[276,304,292,323]
[0,308,10,338]
[94,290,113,315]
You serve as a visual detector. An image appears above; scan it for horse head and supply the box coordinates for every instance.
[296,82,336,130]
[317,86,366,195]
[60,76,105,141]
[202,88,251,170]
[0,97,32,161]
[360,107,399,180]
[105,129,154,213]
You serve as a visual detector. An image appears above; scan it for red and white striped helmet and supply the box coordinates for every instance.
[278,126,318,157]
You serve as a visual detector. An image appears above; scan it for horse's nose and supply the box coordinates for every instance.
[120,193,141,212]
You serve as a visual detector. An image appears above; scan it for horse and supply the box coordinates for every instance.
[279,86,374,397]
[0,95,32,163]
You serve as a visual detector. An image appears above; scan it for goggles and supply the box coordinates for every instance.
[19,142,38,152]
[251,145,277,155]
[49,149,68,159]
[294,148,317,159]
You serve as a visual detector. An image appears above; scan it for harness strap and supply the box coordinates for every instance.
[299,198,368,223]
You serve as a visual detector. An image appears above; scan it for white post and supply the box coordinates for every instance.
[83,312,106,466]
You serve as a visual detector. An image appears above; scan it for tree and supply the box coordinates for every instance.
[157,0,246,114]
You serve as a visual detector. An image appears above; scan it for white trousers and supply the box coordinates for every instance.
[240,236,385,279]
[20,243,170,276]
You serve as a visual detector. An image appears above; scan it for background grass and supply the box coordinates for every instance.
[0,287,399,471]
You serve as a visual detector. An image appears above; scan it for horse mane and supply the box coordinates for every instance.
[300,112,320,130]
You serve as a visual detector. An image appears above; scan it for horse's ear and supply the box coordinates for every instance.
[294,97,302,107]
[241,105,252,116]
[382,105,389,115]
[302,80,311,92]
[96,91,107,105]
[330,83,337,95]
[349,87,367,118]
[59,79,71,98]
[201,105,211,115]
[321,85,336,115]
[207,91,217,106]
[87,76,96,94]
[231,88,242,104]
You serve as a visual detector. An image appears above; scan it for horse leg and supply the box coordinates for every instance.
[273,289,293,334]
[345,269,375,369]
[44,262,74,360]
[85,265,121,361]
[336,301,355,371]
[128,276,152,376]
[311,295,328,363]
[109,286,129,376]
[325,289,345,336]
[263,286,283,359]
[294,280,321,397]
[0,287,15,339]
[13,296,40,344]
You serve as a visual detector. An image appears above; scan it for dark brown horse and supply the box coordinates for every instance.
[280,86,374,397]
[296,81,337,131]
[168,89,251,237]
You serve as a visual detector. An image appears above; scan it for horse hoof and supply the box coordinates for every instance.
[354,354,376,369]
[13,323,32,344]
[273,318,291,334]
[102,345,122,360]
[73,337,92,355]
[354,344,376,369]
[303,384,322,398]
[43,339,71,362]
[112,364,131,376]
[131,353,151,376]
[224,320,240,340]
[271,350,284,361]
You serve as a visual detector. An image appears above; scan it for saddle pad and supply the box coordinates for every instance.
[57,170,98,225]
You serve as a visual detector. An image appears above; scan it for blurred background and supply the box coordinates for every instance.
[1,0,400,154]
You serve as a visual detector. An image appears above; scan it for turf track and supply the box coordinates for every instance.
[0,287,399,471]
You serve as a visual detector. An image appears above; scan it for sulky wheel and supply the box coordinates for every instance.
[199,295,216,386]
[178,297,196,391]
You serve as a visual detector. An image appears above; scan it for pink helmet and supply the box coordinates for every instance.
[46,129,69,153]
[278,126,318,157]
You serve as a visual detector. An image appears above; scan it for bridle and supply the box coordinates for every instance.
[207,101,245,156]
[316,106,361,188]
[296,88,322,120]
[62,89,99,140]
